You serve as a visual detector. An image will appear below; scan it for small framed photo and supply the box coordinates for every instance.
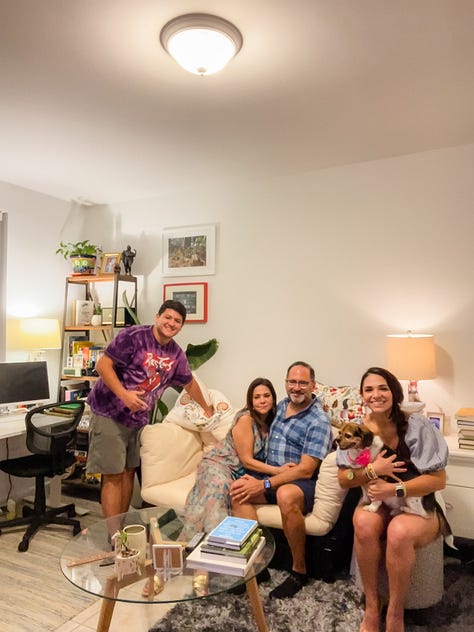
[426,411,445,434]
[163,282,208,323]
[73,299,94,326]
[100,252,121,275]
[162,224,215,276]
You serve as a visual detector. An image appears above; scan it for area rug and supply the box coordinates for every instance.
[149,562,474,632]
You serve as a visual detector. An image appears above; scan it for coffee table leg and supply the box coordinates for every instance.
[96,577,117,632]
[245,576,269,632]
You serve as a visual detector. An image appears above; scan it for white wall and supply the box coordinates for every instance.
[2,144,474,435]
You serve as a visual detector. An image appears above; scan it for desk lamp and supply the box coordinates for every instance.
[386,332,436,413]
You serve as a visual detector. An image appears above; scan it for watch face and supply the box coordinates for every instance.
[347,470,355,481]
[395,484,405,497]
[264,478,271,489]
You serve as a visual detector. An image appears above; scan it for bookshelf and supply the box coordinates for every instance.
[58,272,138,487]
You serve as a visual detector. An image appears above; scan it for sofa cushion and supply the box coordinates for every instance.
[140,423,203,489]
[316,381,363,428]
[255,451,347,536]
[164,373,234,447]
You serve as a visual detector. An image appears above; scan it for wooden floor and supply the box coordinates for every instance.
[0,493,172,632]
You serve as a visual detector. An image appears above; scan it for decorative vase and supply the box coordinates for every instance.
[90,314,102,326]
[70,255,97,275]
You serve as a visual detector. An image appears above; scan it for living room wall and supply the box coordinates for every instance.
[2,143,473,433]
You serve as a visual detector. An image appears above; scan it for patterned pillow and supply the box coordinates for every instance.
[316,382,363,428]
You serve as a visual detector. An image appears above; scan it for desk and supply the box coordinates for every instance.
[0,411,89,514]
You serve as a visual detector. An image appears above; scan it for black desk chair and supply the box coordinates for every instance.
[0,401,84,551]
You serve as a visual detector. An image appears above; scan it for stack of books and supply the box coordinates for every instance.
[185,516,265,576]
[455,408,474,450]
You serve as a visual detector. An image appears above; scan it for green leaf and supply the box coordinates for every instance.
[185,338,219,370]
[122,290,140,325]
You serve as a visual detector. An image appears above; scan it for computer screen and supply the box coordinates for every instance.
[0,361,50,412]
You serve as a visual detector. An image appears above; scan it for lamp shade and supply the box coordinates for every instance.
[160,13,243,76]
[386,333,436,381]
[7,318,61,351]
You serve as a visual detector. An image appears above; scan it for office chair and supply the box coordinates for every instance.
[0,401,84,552]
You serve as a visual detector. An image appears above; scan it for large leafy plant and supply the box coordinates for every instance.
[122,291,218,424]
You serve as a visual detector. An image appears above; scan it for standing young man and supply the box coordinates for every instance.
[87,300,213,519]
[230,361,332,598]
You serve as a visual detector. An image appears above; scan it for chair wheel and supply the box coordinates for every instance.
[18,540,29,552]
[73,524,81,536]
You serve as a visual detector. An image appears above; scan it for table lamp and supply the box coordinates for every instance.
[386,332,436,413]
[7,318,61,361]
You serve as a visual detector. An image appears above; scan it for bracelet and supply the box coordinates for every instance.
[365,463,378,481]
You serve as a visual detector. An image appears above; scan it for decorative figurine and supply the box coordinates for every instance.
[121,245,136,275]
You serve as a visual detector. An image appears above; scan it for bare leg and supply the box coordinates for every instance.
[277,485,306,573]
[101,468,136,533]
[353,505,386,632]
[384,513,439,632]
[231,496,259,521]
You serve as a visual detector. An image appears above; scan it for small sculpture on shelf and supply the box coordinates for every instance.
[121,245,137,275]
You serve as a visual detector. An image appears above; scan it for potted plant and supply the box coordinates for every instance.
[91,303,103,327]
[113,529,141,580]
[56,240,101,275]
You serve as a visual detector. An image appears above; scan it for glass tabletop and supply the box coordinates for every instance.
[60,507,275,604]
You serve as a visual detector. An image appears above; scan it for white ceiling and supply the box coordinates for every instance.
[1,0,473,204]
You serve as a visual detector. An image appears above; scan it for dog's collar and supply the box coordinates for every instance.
[348,448,372,466]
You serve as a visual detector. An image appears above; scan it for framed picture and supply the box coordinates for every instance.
[162,224,215,276]
[163,282,208,323]
[73,300,94,326]
[426,411,445,434]
[100,252,121,275]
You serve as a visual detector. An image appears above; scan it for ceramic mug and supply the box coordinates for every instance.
[123,524,147,565]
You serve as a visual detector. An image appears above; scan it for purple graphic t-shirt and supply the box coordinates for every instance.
[88,325,192,428]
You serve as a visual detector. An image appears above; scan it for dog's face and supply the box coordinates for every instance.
[335,421,374,450]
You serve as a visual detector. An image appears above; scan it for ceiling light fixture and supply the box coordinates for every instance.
[160,13,243,76]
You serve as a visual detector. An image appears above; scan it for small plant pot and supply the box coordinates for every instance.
[70,255,97,275]
[90,314,102,326]
[115,549,141,581]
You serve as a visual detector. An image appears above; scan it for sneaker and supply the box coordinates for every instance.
[269,571,307,599]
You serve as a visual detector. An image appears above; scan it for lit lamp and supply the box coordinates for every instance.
[7,318,61,361]
[160,13,243,76]
[386,332,436,413]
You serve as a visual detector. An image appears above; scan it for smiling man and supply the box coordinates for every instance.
[87,300,213,520]
[230,361,333,598]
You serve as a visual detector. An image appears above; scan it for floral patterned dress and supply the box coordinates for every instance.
[181,410,267,538]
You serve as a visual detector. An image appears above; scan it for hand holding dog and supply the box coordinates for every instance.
[371,449,407,478]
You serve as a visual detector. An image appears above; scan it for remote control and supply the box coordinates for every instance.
[185,532,205,552]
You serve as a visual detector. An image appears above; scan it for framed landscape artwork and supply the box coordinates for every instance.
[162,224,215,276]
[426,411,445,434]
[163,282,208,323]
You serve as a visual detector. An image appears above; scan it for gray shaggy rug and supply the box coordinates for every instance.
[149,562,474,632]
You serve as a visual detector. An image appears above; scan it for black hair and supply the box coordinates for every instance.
[158,299,187,323]
[286,361,315,381]
[246,377,277,427]
[360,366,407,437]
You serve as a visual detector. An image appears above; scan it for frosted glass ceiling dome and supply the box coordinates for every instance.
[160,13,243,76]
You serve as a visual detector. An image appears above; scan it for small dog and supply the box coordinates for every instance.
[335,421,428,517]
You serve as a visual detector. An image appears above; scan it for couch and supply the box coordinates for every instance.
[140,378,363,580]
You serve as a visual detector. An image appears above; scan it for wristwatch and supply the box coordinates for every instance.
[395,482,406,498]
[263,477,272,490]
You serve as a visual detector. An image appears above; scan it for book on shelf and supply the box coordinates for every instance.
[457,420,474,428]
[455,408,474,422]
[458,427,474,437]
[207,516,259,549]
[458,442,474,450]
[200,528,263,562]
[186,536,266,576]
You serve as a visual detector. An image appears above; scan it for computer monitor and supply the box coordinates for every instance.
[0,361,50,414]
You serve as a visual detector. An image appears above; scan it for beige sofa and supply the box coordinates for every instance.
[140,380,363,536]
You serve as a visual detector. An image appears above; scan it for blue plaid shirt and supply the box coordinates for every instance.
[267,396,332,469]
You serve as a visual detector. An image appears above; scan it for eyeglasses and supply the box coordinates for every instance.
[285,380,311,388]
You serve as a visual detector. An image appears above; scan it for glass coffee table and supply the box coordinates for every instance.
[60,506,274,632]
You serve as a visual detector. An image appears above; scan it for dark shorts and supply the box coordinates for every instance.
[264,477,317,515]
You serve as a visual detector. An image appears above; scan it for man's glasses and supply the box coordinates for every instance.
[285,380,311,388]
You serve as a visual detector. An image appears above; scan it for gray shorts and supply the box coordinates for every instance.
[86,413,143,475]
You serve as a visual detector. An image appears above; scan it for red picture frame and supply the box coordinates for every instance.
[163,282,208,323]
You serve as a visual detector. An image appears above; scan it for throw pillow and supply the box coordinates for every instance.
[316,381,363,428]
[305,450,348,535]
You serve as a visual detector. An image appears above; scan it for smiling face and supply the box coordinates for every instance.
[361,372,393,415]
[153,308,184,343]
[251,384,274,419]
[285,364,315,409]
